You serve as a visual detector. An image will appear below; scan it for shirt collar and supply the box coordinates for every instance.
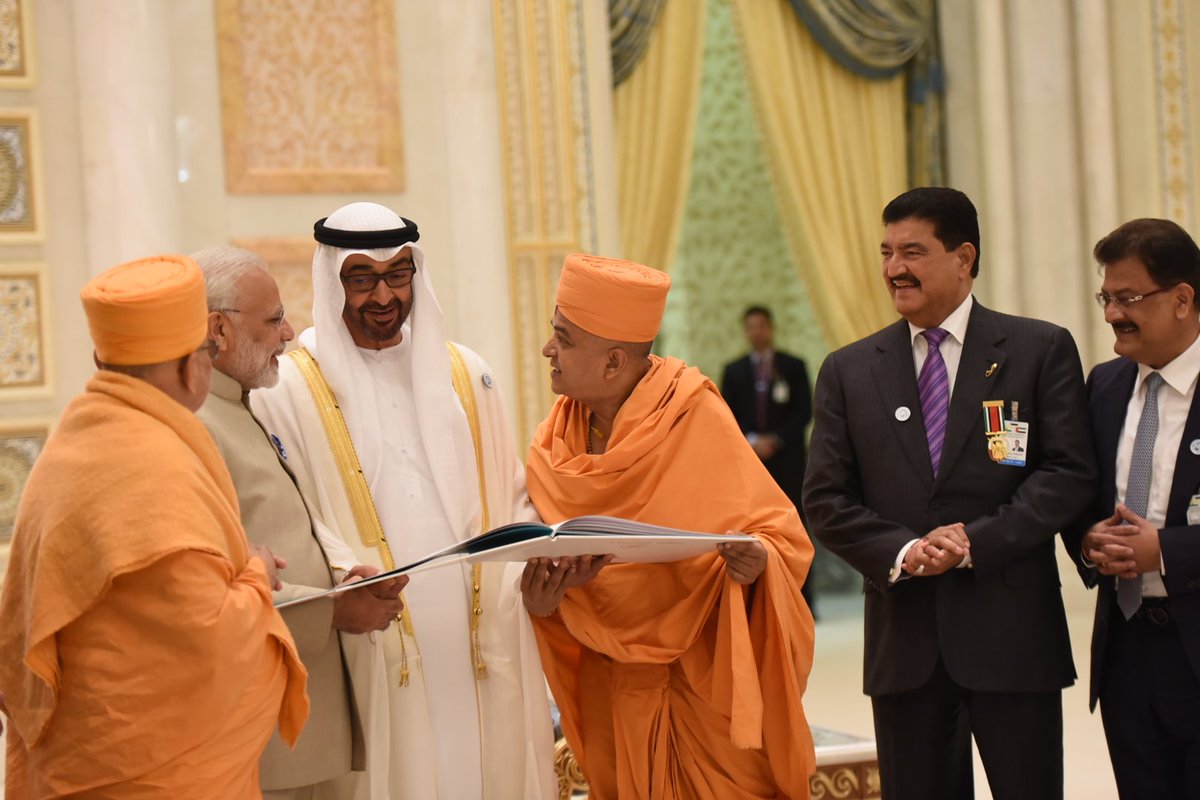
[908,293,974,348]
[1136,330,1200,396]
[750,348,774,365]
[209,366,247,402]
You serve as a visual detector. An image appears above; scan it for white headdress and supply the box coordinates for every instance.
[299,202,478,536]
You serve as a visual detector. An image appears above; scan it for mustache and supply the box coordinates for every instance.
[359,301,400,314]
[890,274,921,286]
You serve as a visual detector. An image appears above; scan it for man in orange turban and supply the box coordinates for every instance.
[0,255,309,799]
[523,254,816,799]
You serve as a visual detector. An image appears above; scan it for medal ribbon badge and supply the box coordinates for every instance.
[983,400,1008,462]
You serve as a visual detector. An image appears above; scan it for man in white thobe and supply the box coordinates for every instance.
[252,202,556,799]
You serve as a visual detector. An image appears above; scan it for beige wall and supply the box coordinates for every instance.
[0,0,618,579]
[941,0,1200,370]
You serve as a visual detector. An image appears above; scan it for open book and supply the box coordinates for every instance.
[274,516,751,609]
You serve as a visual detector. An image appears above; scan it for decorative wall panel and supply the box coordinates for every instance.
[0,110,40,238]
[0,419,49,542]
[215,0,404,193]
[0,0,33,87]
[494,0,598,442]
[231,236,315,344]
[1153,0,1196,231]
[0,265,48,396]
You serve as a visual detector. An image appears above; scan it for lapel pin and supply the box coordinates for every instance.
[1190,439,1200,456]
[985,362,998,378]
[895,406,911,422]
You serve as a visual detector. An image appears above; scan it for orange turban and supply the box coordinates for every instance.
[555,253,670,342]
[81,255,208,366]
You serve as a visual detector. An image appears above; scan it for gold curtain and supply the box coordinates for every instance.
[732,0,907,347]
[613,0,707,273]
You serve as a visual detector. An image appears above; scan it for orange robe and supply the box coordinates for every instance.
[0,371,308,799]
[526,356,816,799]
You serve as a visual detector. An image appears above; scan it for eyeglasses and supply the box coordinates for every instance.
[339,267,416,293]
[1094,286,1175,309]
[216,308,288,329]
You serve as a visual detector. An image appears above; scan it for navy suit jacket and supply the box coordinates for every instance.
[1063,356,1200,709]
[721,350,811,503]
[803,301,1097,696]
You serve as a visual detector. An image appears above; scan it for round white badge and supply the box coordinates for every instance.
[1190,439,1200,456]
[481,373,494,389]
[895,406,912,422]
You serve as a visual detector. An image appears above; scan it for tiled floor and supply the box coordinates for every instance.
[805,543,1120,799]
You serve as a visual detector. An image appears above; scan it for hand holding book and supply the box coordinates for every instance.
[520,554,613,617]
[275,516,752,609]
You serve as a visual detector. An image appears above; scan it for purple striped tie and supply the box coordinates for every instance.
[918,328,951,477]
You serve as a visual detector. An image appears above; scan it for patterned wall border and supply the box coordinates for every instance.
[0,0,34,88]
[1152,0,1196,231]
[230,236,315,346]
[215,0,405,194]
[493,0,599,443]
[809,762,881,799]
[0,108,42,241]
[0,262,51,399]
[0,416,51,544]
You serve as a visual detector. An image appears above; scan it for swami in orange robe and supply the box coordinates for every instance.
[525,254,816,799]
[0,256,308,799]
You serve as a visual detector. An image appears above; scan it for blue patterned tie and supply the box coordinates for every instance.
[918,328,951,477]
[1118,371,1164,620]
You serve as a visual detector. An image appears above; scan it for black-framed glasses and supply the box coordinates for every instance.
[1094,286,1175,309]
[339,267,416,293]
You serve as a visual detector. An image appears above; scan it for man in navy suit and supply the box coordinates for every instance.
[803,187,1097,800]
[1064,218,1200,799]
[721,306,814,609]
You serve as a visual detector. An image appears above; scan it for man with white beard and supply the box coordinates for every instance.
[249,204,557,799]
[194,245,407,799]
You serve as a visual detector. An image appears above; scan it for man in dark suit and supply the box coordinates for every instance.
[1063,218,1200,799]
[802,187,1097,800]
[721,306,814,609]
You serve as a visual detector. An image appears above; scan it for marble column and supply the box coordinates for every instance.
[73,0,181,276]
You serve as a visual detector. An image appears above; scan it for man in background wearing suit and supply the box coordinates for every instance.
[802,187,1097,800]
[1064,219,1200,799]
[721,306,815,611]
[194,245,406,800]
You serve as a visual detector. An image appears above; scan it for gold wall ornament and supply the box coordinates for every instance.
[492,0,600,443]
[0,264,50,397]
[0,110,42,240]
[1152,0,1196,231]
[0,418,50,542]
[215,0,404,194]
[0,0,34,88]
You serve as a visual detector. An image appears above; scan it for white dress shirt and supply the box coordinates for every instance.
[890,294,975,582]
[1115,331,1200,596]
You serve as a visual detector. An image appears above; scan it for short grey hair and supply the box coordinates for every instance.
[191,245,270,311]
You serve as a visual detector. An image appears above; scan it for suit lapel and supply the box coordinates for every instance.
[871,320,935,490]
[936,304,1005,487]
[1167,383,1200,527]
[1094,361,1137,513]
